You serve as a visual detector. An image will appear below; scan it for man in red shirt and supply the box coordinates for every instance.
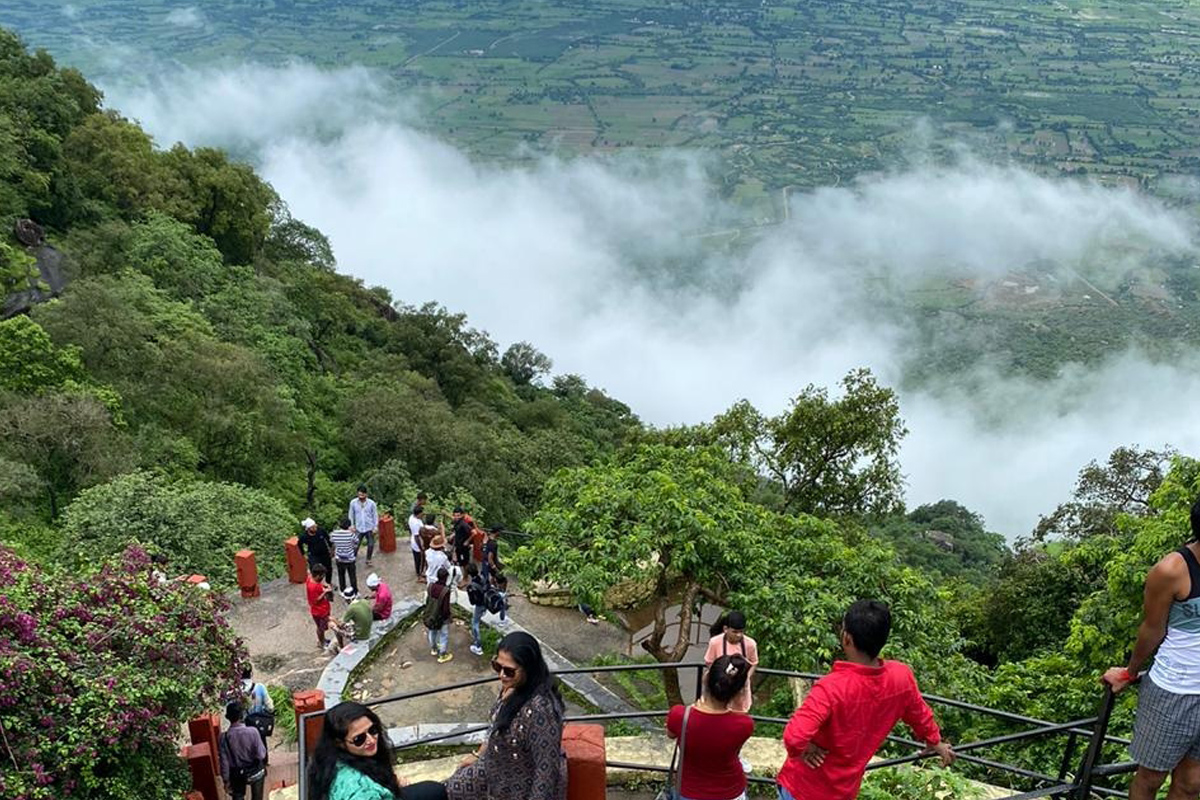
[305,564,342,652]
[776,600,955,800]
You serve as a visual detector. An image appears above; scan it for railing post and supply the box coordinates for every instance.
[694,663,704,703]
[1073,684,1117,799]
[298,711,308,800]
[1057,730,1078,782]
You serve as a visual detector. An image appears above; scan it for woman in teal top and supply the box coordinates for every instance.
[308,702,447,800]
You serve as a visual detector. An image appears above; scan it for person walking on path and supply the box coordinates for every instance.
[298,517,333,579]
[666,654,756,800]
[463,563,488,656]
[330,518,359,594]
[445,631,567,800]
[341,587,374,642]
[409,506,426,582]
[481,527,501,583]
[423,567,454,663]
[365,572,393,621]
[1102,498,1200,800]
[220,700,267,800]
[776,600,954,800]
[349,485,380,567]
[242,665,275,762]
[307,564,342,652]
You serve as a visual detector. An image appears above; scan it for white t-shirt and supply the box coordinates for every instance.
[408,514,423,553]
[425,548,450,584]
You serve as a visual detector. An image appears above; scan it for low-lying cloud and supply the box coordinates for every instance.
[101,63,1200,538]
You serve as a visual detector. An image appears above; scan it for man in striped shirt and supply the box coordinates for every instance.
[330,517,359,594]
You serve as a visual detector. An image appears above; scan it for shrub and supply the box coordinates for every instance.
[0,545,245,799]
[60,471,292,588]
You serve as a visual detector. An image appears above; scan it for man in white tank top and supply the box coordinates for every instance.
[1104,498,1200,800]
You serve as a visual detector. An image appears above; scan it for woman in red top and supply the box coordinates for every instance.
[665,655,755,800]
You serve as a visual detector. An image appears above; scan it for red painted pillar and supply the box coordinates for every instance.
[378,514,396,553]
[235,550,260,598]
[285,536,307,583]
[293,689,326,755]
[562,723,607,800]
[182,742,220,800]
[187,713,220,777]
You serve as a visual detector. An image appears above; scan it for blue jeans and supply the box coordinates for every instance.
[357,531,375,560]
[471,605,485,649]
[427,623,448,655]
[776,784,796,800]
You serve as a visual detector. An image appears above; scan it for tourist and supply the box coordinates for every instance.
[704,612,759,714]
[411,492,428,518]
[1102,497,1200,800]
[666,654,755,800]
[306,564,342,652]
[425,534,451,586]
[776,600,954,800]
[242,665,275,761]
[423,566,454,664]
[298,517,333,579]
[469,521,486,567]
[408,505,426,582]
[445,632,567,800]
[421,513,442,555]
[365,572,393,621]
[491,574,510,627]
[219,700,267,800]
[342,587,374,642]
[306,701,447,800]
[330,518,359,594]
[349,484,380,567]
[464,563,488,656]
[481,527,501,583]
[452,507,473,566]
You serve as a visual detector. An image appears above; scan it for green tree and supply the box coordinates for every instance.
[501,341,553,386]
[0,315,87,392]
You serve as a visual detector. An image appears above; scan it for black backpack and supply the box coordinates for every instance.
[466,577,486,607]
[246,710,275,737]
[484,587,505,615]
[422,586,447,629]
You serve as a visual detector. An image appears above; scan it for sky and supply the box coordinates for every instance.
[99,62,1200,539]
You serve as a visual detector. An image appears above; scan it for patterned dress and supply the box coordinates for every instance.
[445,690,567,800]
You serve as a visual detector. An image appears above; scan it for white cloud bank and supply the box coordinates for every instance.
[101,64,1200,538]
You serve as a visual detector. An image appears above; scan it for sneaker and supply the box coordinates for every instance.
[739,755,751,774]
[470,645,484,656]
[430,648,438,656]
[437,652,454,664]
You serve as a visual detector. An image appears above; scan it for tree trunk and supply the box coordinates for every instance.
[639,580,701,707]
[304,449,317,509]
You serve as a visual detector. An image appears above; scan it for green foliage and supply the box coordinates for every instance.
[267,685,297,744]
[859,764,982,800]
[0,237,39,295]
[60,471,293,587]
[0,544,245,800]
[501,341,553,386]
[871,500,1009,582]
[0,315,85,392]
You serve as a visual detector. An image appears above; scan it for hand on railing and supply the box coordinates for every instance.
[1100,667,1140,694]
[923,740,956,767]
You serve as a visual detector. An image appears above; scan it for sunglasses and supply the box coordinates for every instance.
[348,723,380,747]
[491,659,518,679]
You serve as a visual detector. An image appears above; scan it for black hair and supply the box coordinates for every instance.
[453,505,465,514]
[357,484,368,494]
[466,563,479,577]
[417,492,428,501]
[493,632,564,734]
[706,654,751,705]
[488,526,501,535]
[339,517,351,529]
[496,574,508,589]
[242,665,253,681]
[709,610,746,637]
[424,512,436,525]
[226,701,244,723]
[436,566,449,584]
[311,563,327,580]
[151,553,169,566]
[843,600,891,659]
[307,702,400,800]
[1191,497,1200,542]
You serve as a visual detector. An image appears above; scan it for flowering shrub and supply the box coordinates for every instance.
[0,545,246,799]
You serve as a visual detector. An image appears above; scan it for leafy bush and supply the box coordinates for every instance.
[0,544,245,799]
[60,471,293,587]
[859,764,983,800]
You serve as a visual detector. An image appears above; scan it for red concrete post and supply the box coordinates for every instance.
[378,514,397,553]
[235,549,260,598]
[561,723,606,800]
[293,689,326,756]
[285,536,307,583]
[187,713,220,777]
[182,742,220,800]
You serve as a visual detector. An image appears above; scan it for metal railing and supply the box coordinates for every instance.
[296,661,1135,800]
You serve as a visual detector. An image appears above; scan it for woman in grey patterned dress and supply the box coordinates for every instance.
[445,632,568,800]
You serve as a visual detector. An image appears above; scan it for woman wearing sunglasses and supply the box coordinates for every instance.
[446,631,568,800]
[307,701,447,800]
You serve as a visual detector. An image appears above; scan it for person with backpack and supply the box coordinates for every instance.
[463,563,488,656]
[484,574,510,628]
[481,527,501,583]
[424,566,454,663]
[220,700,267,800]
[242,665,275,763]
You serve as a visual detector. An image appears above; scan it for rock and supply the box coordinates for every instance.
[400,661,413,669]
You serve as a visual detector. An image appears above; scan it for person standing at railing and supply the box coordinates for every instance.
[776,600,955,800]
[306,701,447,800]
[445,631,567,800]
[1102,497,1200,800]
[704,611,758,772]
[666,654,756,800]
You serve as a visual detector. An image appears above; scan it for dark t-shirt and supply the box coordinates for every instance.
[453,518,473,548]
[666,705,754,800]
[482,540,499,568]
[298,528,331,561]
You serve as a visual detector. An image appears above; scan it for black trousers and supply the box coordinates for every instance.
[308,554,332,579]
[401,780,447,800]
[336,560,357,593]
[412,549,423,577]
[229,773,265,800]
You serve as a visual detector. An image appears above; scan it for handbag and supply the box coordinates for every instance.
[656,706,692,800]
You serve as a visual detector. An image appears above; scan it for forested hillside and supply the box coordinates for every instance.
[0,28,638,575]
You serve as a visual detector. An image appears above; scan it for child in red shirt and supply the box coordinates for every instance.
[776,600,955,800]
[305,564,339,651]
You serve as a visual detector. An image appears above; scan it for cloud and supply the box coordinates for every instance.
[97,62,1200,538]
[165,7,204,28]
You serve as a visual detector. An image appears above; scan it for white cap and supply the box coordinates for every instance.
[342,587,357,601]
[301,517,316,528]
[366,573,380,588]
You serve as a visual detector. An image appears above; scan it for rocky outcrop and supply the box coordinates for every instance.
[2,220,70,320]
